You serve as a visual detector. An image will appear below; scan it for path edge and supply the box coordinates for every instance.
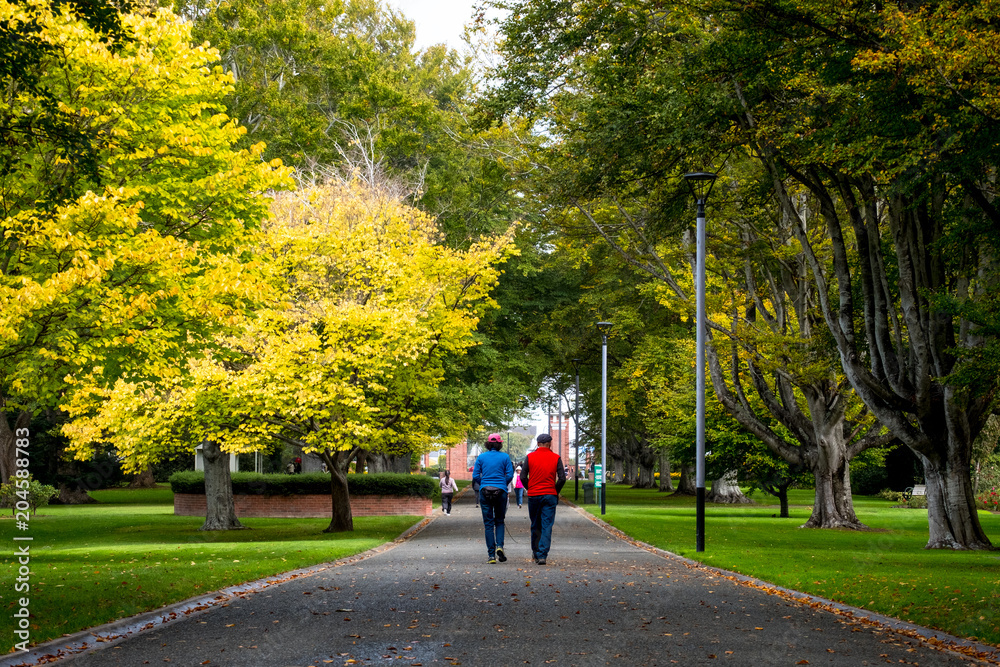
[1,514,438,667]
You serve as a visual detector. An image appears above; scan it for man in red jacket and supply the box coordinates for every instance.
[519,433,566,565]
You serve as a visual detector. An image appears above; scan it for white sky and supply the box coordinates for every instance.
[388,0,480,51]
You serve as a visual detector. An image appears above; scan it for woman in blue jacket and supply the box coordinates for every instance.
[472,433,514,564]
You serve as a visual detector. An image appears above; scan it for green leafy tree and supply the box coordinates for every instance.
[482,0,997,545]
[701,0,998,549]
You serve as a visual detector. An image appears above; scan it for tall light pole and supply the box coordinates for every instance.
[572,358,581,501]
[683,171,717,553]
[597,321,613,515]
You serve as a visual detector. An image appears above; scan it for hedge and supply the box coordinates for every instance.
[169,471,436,498]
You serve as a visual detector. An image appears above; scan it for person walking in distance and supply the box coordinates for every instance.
[513,465,525,508]
[520,433,566,565]
[472,433,514,564]
[440,470,458,515]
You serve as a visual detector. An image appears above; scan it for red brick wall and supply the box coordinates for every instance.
[174,494,432,518]
[445,440,471,480]
[548,415,573,472]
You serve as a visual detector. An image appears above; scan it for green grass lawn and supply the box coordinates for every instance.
[1,486,421,653]
[577,484,1000,646]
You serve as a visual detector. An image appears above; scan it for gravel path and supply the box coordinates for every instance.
[7,490,999,666]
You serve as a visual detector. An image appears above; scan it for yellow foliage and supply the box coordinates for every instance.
[64,180,513,468]
[0,1,292,408]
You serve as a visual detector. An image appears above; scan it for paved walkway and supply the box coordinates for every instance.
[7,491,1000,666]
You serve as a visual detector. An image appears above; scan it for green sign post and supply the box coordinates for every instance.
[594,464,603,488]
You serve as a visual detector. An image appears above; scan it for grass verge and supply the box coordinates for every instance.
[577,484,1000,647]
[2,486,421,653]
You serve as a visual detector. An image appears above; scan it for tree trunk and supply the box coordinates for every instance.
[801,452,865,528]
[633,441,657,488]
[636,462,655,488]
[674,463,696,495]
[803,462,864,528]
[388,453,411,473]
[612,456,624,484]
[322,448,358,533]
[707,470,753,504]
[355,449,368,474]
[658,452,674,492]
[800,392,868,529]
[128,466,157,489]
[919,444,991,549]
[918,384,992,549]
[57,484,97,504]
[199,441,245,531]
[367,452,390,473]
[773,482,791,518]
[0,410,31,486]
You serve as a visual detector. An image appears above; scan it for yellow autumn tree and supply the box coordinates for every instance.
[66,178,514,531]
[0,1,291,482]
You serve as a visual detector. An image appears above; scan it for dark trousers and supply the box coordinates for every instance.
[442,493,453,514]
[527,494,558,560]
[479,487,508,558]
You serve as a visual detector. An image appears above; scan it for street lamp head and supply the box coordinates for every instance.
[596,321,613,335]
[683,171,718,203]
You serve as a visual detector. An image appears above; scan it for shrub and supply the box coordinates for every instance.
[875,487,930,508]
[169,471,436,498]
[976,488,1000,512]
[0,477,59,514]
[876,488,907,503]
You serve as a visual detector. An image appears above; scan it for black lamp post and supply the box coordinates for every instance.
[597,321,613,515]
[683,171,717,553]
[572,358,581,501]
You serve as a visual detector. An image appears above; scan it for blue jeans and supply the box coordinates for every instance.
[515,487,524,506]
[527,494,558,560]
[479,487,508,558]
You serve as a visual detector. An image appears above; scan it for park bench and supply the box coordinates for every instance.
[904,484,926,500]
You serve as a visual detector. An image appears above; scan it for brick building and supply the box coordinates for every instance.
[546,412,575,477]
[422,440,473,480]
